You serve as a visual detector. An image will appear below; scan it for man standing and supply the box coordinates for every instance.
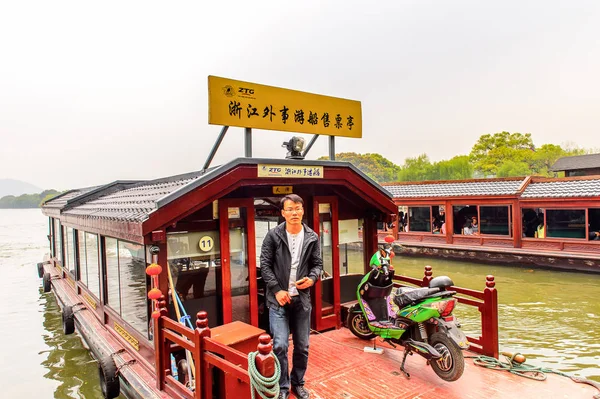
[260,194,323,399]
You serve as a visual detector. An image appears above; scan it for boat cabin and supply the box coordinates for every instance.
[42,157,397,367]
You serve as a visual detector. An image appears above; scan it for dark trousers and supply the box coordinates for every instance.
[269,296,311,393]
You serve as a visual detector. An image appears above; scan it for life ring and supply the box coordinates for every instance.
[98,355,120,399]
[42,272,51,293]
[37,262,44,278]
[62,305,75,335]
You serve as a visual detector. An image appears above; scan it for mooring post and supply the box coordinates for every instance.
[154,295,169,389]
[254,334,276,398]
[422,265,433,287]
[483,275,499,358]
[195,311,211,399]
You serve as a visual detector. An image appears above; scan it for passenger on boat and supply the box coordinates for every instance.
[535,213,545,238]
[462,220,473,235]
[589,231,600,240]
[260,194,323,399]
[470,216,479,235]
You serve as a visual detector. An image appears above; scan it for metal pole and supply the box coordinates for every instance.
[329,136,335,160]
[203,126,229,171]
[245,127,252,157]
[302,134,320,158]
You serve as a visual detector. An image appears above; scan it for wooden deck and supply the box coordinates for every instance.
[296,328,597,399]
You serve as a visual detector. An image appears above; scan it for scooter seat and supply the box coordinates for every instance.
[393,287,440,309]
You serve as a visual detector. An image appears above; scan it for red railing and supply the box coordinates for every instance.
[153,300,276,399]
[392,265,499,358]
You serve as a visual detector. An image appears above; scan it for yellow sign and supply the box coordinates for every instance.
[114,322,140,351]
[208,76,362,138]
[273,186,293,195]
[198,236,214,252]
[258,164,324,179]
[83,293,97,310]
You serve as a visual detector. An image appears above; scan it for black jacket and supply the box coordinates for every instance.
[259,222,323,310]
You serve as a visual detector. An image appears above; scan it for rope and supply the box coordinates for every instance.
[468,353,600,399]
[247,352,281,399]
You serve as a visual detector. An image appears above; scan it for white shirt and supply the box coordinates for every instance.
[286,227,304,296]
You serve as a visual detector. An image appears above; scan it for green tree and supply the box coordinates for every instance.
[429,155,473,180]
[496,160,532,177]
[318,152,402,182]
[469,132,535,176]
[398,154,433,182]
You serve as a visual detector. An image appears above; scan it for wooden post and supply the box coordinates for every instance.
[195,311,211,399]
[155,295,169,390]
[482,275,499,358]
[254,334,276,398]
[422,265,433,287]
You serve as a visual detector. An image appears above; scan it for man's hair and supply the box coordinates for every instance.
[280,194,304,210]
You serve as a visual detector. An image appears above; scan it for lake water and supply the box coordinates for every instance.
[0,208,598,398]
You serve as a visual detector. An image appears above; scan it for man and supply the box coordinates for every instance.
[260,194,323,399]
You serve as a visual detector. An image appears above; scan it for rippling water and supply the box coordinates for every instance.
[0,209,598,399]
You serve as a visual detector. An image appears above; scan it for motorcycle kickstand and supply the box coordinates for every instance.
[399,348,411,379]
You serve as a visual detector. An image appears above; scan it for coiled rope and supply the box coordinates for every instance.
[468,353,600,399]
[247,352,281,399]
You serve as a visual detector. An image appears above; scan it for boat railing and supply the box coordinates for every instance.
[154,302,276,399]
[392,265,499,358]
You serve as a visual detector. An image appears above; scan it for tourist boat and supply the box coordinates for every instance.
[379,176,600,273]
[36,76,597,398]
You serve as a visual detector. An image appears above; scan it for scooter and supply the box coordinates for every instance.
[346,240,469,381]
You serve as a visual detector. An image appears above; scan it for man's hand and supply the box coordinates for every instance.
[275,290,291,306]
[295,277,314,290]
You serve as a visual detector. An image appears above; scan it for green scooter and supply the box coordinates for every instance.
[346,239,469,381]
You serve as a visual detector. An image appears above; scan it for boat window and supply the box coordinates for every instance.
[54,219,62,263]
[78,231,88,285]
[521,208,542,238]
[118,241,148,335]
[105,237,149,336]
[480,206,510,236]
[452,205,478,235]
[167,231,222,327]
[49,218,55,257]
[546,209,586,239]
[408,207,431,232]
[338,219,363,276]
[589,208,600,241]
[65,227,76,275]
[78,232,100,299]
[106,238,121,312]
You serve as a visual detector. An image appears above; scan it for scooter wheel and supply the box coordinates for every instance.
[429,332,464,381]
[346,312,376,340]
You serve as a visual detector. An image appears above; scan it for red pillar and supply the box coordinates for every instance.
[482,275,499,358]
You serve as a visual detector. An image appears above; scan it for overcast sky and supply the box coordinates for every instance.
[1,1,599,190]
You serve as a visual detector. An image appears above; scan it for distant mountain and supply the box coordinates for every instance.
[0,179,43,197]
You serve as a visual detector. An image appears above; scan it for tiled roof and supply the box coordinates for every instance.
[384,178,526,198]
[550,153,600,171]
[63,171,207,222]
[521,178,600,198]
[43,186,101,209]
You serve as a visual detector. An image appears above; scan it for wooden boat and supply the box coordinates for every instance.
[380,176,600,272]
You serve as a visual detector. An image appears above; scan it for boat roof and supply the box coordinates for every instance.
[382,177,527,199]
[521,176,600,198]
[43,157,395,236]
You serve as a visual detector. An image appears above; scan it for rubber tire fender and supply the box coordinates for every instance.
[42,272,51,293]
[37,262,44,278]
[62,305,75,335]
[98,355,120,399]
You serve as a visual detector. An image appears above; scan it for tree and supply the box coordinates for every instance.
[398,154,433,182]
[469,132,535,176]
[429,155,473,180]
[318,152,402,182]
[496,160,532,177]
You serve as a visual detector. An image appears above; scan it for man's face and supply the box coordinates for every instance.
[281,200,304,226]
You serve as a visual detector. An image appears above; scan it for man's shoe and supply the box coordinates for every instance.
[292,385,310,399]
[278,390,289,399]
